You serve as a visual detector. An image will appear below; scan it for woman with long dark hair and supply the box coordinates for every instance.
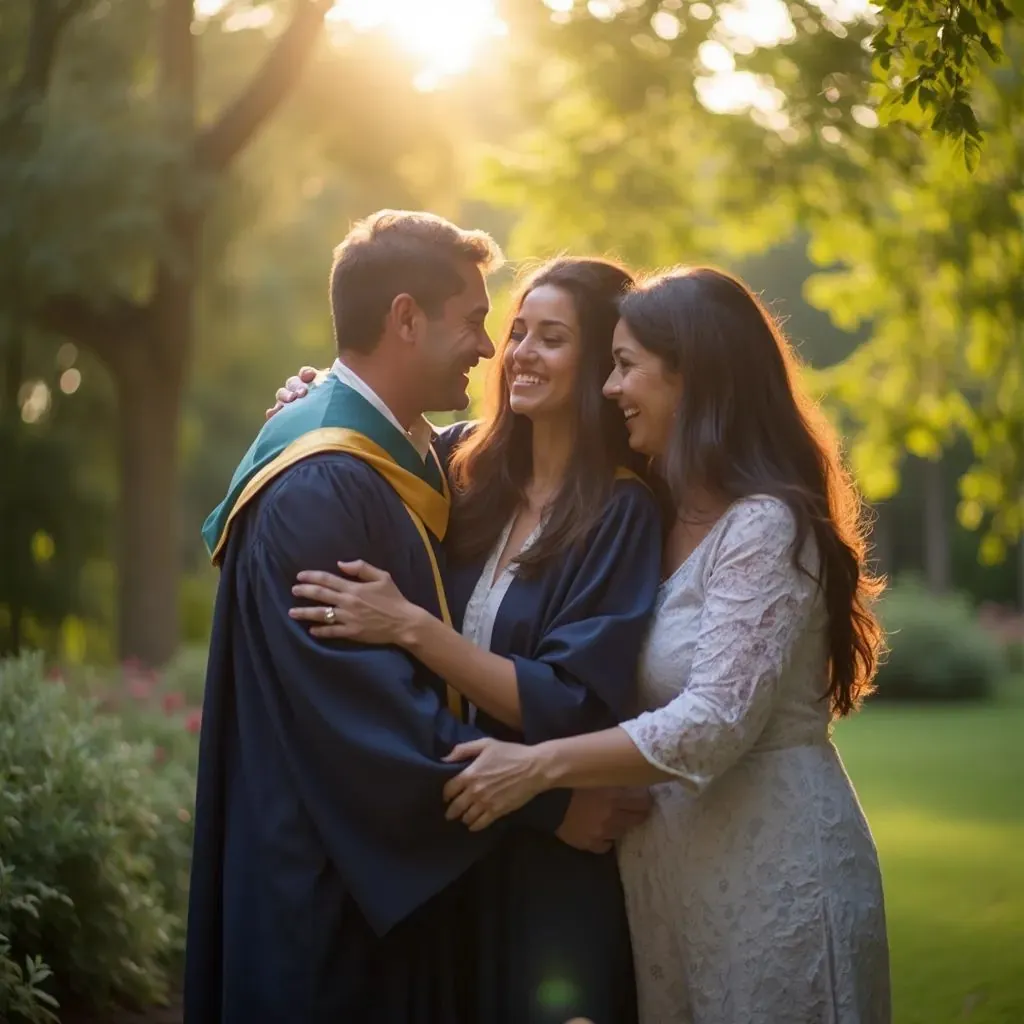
[440,267,891,1023]
[280,258,663,1023]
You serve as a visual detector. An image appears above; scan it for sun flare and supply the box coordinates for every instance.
[328,0,507,90]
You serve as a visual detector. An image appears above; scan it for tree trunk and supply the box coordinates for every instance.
[104,0,197,666]
[113,338,186,666]
[113,251,195,666]
[30,0,330,662]
[923,456,950,594]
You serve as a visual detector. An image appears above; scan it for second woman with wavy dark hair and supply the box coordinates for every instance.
[442,266,891,1024]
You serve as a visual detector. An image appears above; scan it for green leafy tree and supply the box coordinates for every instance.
[3,1,485,661]
[485,0,1022,556]
[806,41,1023,559]
[2,0,332,665]
[871,0,1016,167]
[0,1,120,656]
[0,340,112,658]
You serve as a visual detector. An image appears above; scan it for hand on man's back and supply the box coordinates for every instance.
[556,787,653,854]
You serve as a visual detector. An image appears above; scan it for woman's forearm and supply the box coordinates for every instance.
[534,726,676,789]
[401,608,523,728]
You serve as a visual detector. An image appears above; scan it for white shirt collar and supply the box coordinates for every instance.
[331,358,432,460]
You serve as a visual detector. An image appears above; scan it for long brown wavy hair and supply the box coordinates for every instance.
[618,267,884,716]
[447,258,646,573]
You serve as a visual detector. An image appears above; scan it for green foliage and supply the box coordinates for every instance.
[0,652,195,1015]
[2,1,475,661]
[0,1,157,659]
[161,644,212,707]
[0,860,61,1024]
[871,0,1014,167]
[0,342,114,658]
[487,0,801,263]
[875,578,1006,701]
[486,3,1023,558]
[806,35,1024,554]
[877,447,1023,607]
[0,0,181,307]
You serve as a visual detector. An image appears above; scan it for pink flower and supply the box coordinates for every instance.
[184,709,203,734]
[128,678,153,700]
[162,691,186,714]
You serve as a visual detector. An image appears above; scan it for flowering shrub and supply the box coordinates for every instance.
[70,658,203,775]
[0,653,199,1020]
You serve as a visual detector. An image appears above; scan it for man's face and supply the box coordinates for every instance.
[417,262,495,411]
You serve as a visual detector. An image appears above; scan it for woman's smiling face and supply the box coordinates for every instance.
[603,318,683,458]
[504,284,582,423]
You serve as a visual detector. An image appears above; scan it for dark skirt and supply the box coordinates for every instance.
[469,830,637,1024]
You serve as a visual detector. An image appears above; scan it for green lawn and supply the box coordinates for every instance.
[834,681,1024,1024]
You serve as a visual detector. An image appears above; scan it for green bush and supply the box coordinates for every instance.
[977,604,1024,679]
[0,653,196,1019]
[875,579,1006,702]
[0,860,62,1023]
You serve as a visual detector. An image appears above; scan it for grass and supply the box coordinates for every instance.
[834,680,1024,1024]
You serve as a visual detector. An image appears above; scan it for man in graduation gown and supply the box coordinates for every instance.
[183,211,626,1024]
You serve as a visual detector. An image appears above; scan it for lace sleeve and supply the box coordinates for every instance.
[620,497,821,791]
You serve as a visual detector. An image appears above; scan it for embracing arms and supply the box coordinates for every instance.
[292,562,528,728]
[442,499,824,829]
[292,481,664,742]
[240,457,640,929]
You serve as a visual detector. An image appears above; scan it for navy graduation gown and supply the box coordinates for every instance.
[445,465,663,1024]
[184,454,568,1024]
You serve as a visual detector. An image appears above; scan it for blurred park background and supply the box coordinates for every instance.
[0,1,1021,1021]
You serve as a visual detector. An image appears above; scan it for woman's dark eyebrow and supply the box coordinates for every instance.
[513,316,572,331]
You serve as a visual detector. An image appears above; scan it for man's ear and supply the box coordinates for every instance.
[389,293,424,343]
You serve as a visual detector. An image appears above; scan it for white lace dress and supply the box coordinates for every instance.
[617,496,890,1024]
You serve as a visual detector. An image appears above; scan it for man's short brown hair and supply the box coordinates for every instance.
[329,210,503,354]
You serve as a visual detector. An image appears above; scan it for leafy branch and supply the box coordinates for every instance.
[872,0,1014,168]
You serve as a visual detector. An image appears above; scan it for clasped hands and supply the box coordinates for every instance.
[443,738,652,853]
[553,786,652,854]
